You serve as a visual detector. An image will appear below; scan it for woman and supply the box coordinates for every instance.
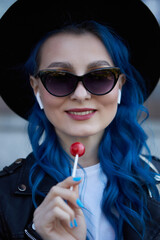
[0,1,160,240]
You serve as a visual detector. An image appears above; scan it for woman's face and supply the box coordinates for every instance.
[31,32,125,140]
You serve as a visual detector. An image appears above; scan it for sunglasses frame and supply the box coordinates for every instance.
[35,67,121,97]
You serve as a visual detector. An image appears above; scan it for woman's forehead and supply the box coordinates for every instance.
[38,32,114,69]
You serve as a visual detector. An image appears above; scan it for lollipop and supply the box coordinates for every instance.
[70,142,85,180]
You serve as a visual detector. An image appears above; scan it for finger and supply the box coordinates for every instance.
[43,196,75,221]
[72,183,79,195]
[34,206,72,231]
[40,186,82,209]
[57,176,82,189]
[47,206,73,228]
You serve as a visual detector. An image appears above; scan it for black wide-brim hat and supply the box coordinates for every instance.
[0,0,160,119]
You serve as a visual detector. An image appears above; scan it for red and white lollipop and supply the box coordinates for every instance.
[70,142,85,178]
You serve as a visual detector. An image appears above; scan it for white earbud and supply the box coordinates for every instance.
[36,92,44,109]
[118,89,121,104]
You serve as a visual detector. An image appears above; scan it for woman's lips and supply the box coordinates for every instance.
[66,108,96,120]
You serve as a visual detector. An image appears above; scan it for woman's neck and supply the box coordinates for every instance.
[55,130,104,168]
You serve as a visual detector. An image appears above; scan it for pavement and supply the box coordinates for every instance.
[0,113,160,170]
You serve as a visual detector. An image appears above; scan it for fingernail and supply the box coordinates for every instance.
[74,218,78,227]
[76,198,84,208]
[73,177,81,181]
[70,221,74,228]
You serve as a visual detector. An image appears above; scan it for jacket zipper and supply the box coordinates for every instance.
[24,229,37,240]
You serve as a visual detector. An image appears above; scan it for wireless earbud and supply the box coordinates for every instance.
[36,92,44,109]
[118,89,121,104]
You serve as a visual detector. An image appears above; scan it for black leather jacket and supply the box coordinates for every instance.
[0,153,160,240]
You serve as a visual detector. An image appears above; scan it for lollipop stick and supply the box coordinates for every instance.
[72,154,79,177]
[70,154,79,191]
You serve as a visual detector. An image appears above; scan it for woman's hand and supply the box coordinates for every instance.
[33,176,86,240]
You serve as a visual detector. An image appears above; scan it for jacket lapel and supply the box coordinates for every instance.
[123,197,160,240]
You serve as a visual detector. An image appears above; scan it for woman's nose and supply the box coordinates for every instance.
[70,81,91,101]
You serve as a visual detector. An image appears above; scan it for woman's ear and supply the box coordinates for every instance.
[30,75,39,95]
[118,74,126,105]
[30,75,44,109]
[119,73,126,88]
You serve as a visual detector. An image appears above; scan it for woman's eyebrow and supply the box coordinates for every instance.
[87,60,111,69]
[47,62,73,69]
[46,60,111,71]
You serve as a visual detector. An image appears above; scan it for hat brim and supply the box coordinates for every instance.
[0,0,160,119]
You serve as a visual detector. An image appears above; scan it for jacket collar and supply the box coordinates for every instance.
[14,153,57,195]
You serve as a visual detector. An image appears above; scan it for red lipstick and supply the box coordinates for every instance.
[66,108,96,120]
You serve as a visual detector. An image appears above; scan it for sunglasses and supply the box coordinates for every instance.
[35,67,121,97]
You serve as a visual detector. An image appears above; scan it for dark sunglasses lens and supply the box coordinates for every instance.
[42,72,76,96]
[84,70,116,95]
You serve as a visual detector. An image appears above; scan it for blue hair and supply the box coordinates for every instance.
[25,21,159,239]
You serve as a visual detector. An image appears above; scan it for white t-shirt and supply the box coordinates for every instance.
[76,163,115,240]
